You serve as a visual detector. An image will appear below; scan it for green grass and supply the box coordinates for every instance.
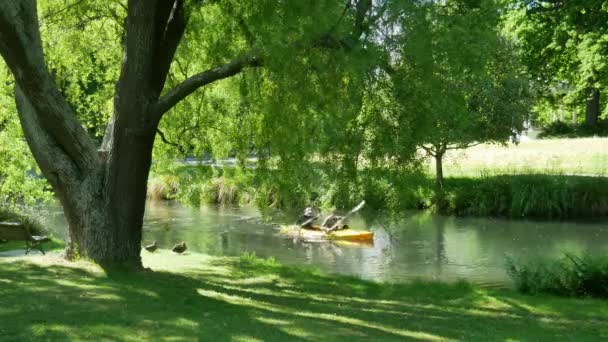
[439,137,608,177]
[0,207,64,253]
[0,237,64,253]
[0,252,607,341]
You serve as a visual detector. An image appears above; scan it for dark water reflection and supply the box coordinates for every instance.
[41,201,608,287]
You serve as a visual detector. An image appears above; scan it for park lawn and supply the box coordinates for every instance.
[439,137,608,177]
[0,238,64,254]
[0,251,607,341]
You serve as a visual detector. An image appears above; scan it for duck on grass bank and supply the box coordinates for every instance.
[144,241,158,252]
[172,241,187,254]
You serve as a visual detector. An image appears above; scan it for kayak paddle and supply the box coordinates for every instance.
[326,200,366,233]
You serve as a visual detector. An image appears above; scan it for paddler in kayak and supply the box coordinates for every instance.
[297,206,318,229]
[321,208,347,231]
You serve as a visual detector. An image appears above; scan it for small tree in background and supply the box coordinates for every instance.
[391,0,531,187]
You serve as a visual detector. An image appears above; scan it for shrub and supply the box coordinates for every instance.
[147,175,179,200]
[444,175,608,220]
[538,120,608,138]
[506,253,608,298]
[201,177,241,205]
[0,207,47,236]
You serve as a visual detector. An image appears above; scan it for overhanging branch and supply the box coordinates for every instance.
[446,142,482,150]
[153,54,262,119]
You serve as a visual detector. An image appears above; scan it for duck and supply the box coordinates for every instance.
[144,241,158,252]
[172,241,187,254]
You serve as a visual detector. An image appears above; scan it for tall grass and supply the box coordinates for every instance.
[147,175,180,200]
[443,175,608,219]
[149,165,608,220]
[506,253,608,298]
[201,177,241,205]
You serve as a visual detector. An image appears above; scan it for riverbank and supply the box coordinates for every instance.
[148,171,608,221]
[148,138,608,220]
[0,251,606,341]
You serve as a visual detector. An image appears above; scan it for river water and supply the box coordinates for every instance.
[40,200,608,287]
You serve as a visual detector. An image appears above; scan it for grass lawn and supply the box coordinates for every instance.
[0,238,64,254]
[439,137,608,177]
[1,251,607,341]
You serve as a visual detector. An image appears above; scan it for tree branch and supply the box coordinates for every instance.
[156,128,185,154]
[153,55,263,119]
[445,142,482,150]
[0,0,99,173]
[420,145,435,157]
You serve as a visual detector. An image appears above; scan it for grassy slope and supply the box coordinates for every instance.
[0,251,606,341]
[440,137,608,177]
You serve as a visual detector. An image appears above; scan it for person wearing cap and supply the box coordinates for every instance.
[297,206,317,229]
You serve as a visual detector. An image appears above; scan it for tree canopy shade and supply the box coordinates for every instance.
[507,0,608,125]
[0,0,379,266]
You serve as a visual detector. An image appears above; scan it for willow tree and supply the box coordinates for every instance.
[0,0,376,266]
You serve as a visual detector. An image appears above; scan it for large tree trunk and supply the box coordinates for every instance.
[14,79,154,266]
[585,88,600,126]
[0,0,261,267]
[0,0,181,267]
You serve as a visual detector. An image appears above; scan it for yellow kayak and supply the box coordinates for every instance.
[279,225,374,243]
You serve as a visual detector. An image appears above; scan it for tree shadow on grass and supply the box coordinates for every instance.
[0,257,606,341]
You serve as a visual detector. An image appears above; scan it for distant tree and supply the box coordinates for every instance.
[391,0,531,187]
[508,0,608,126]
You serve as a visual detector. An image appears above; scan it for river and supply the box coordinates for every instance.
[39,200,608,287]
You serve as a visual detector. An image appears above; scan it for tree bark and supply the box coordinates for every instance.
[0,0,178,267]
[585,87,600,126]
[435,151,444,189]
[0,0,262,267]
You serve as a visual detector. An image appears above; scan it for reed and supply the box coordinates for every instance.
[506,253,608,298]
[443,175,608,219]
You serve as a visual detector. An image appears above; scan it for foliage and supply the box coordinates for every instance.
[155,164,608,220]
[0,66,51,205]
[389,0,532,185]
[37,0,124,143]
[443,174,608,219]
[538,120,608,138]
[506,0,608,123]
[0,207,48,236]
[507,253,608,298]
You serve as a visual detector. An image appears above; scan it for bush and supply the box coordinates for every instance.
[147,175,179,200]
[201,177,241,205]
[444,175,608,220]
[0,207,47,235]
[538,120,608,138]
[506,253,608,298]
